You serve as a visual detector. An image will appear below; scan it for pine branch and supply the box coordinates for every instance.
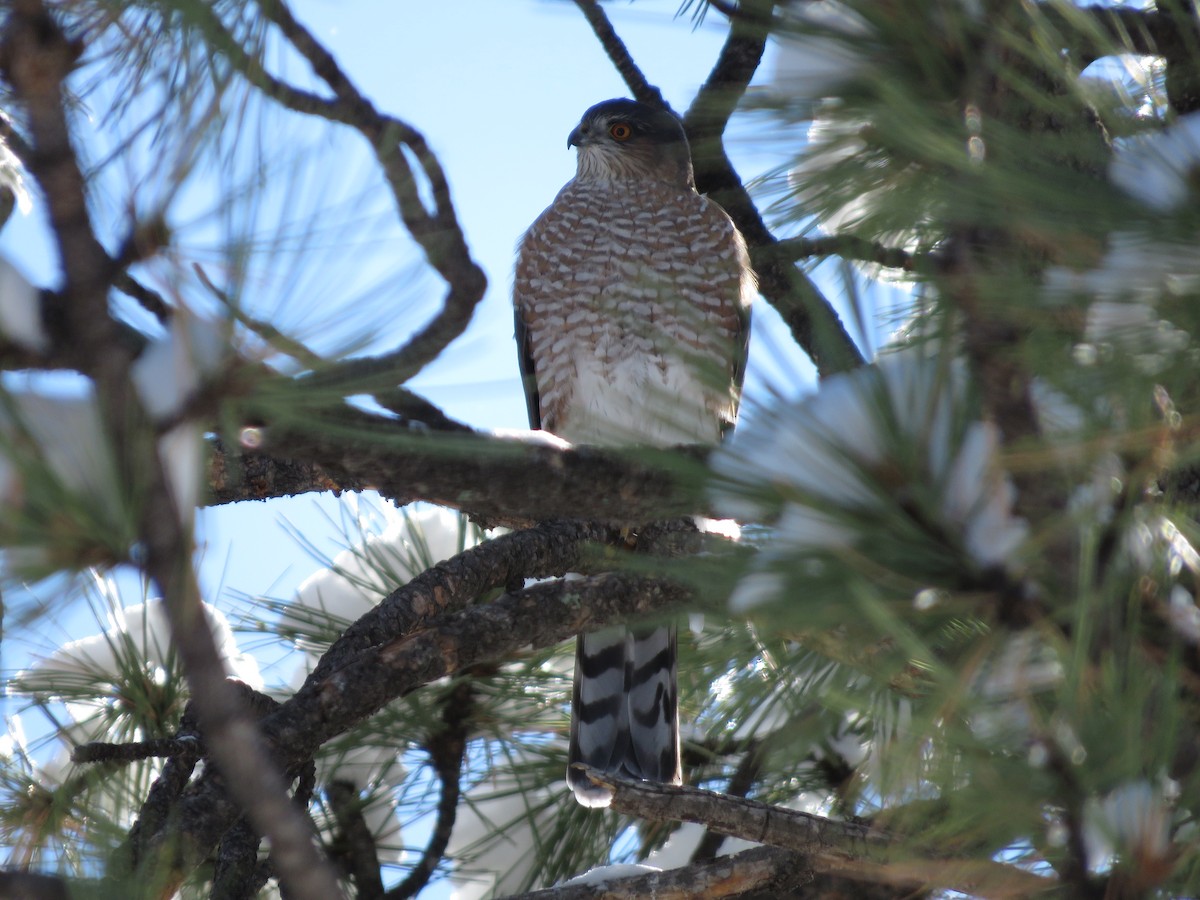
[181,1,486,393]
[134,568,694,887]
[576,765,883,853]
[251,0,487,390]
[498,846,814,899]
[572,768,1057,898]
[213,819,271,900]
[310,519,684,680]
[1,11,346,896]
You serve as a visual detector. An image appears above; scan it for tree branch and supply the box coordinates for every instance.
[386,681,473,899]
[499,846,811,899]
[134,570,694,885]
[178,1,486,393]
[309,520,620,680]
[775,235,919,272]
[683,0,864,376]
[1,10,346,896]
[327,781,385,900]
[691,741,767,863]
[572,0,666,107]
[573,768,1057,898]
[208,423,713,526]
[250,0,488,389]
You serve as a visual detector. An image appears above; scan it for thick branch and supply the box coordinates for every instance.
[577,766,883,855]
[208,424,712,525]
[140,571,693,882]
[310,520,622,679]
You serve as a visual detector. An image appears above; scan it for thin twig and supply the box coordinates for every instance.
[499,846,809,899]
[72,735,200,764]
[386,681,473,899]
[573,767,1058,898]
[327,781,385,900]
[114,272,172,324]
[775,235,920,272]
[690,741,767,862]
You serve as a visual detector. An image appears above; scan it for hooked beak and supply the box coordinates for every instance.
[567,123,588,149]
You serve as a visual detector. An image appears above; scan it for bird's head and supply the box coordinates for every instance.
[568,99,694,187]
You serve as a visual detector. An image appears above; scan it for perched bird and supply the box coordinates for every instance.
[513,98,753,806]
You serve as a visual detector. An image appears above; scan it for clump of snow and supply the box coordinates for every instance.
[771,2,871,100]
[1109,112,1200,212]
[0,257,46,352]
[711,352,1026,610]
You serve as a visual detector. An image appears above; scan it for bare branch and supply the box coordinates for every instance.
[251,0,488,388]
[775,235,919,272]
[208,424,713,525]
[114,272,172,324]
[72,735,200,764]
[683,0,864,375]
[178,1,486,391]
[575,766,884,854]
[310,519,691,681]
[572,0,666,107]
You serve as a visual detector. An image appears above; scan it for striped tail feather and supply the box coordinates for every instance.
[567,624,680,808]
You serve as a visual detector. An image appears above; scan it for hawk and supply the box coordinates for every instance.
[513,98,753,807]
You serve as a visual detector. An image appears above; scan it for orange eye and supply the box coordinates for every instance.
[609,123,633,141]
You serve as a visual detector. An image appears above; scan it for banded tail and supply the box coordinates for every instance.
[567,624,681,807]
